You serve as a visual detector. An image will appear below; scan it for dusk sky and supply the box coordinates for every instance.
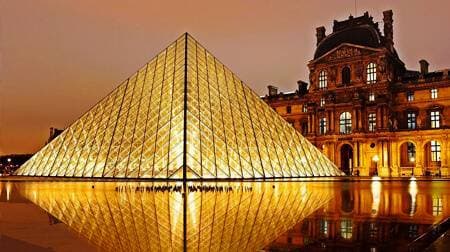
[1,0,449,155]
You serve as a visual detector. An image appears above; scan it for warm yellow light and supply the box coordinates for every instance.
[371,179,381,216]
[372,155,379,162]
[15,33,342,180]
[17,181,334,251]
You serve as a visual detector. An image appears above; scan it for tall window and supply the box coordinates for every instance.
[319,70,327,89]
[320,219,328,235]
[407,142,416,161]
[430,111,440,128]
[431,88,438,99]
[286,106,292,114]
[340,219,353,239]
[319,118,327,135]
[368,113,376,132]
[342,67,351,85]
[366,62,377,84]
[407,112,416,129]
[302,105,308,113]
[340,112,352,134]
[430,141,441,162]
[407,91,415,102]
[368,92,375,102]
[320,97,326,107]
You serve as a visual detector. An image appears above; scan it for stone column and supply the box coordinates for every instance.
[414,141,424,176]
[391,141,400,177]
[380,140,390,177]
[360,143,370,176]
[352,108,358,132]
[330,109,335,133]
[440,138,449,176]
[376,107,382,130]
[312,112,317,135]
[328,143,336,163]
[358,109,363,130]
[326,110,331,133]
[383,106,389,129]
[308,113,312,134]
[353,141,359,175]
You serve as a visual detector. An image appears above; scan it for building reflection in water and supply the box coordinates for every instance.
[15,181,333,252]
[266,181,450,251]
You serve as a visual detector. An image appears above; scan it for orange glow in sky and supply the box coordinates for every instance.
[1,0,449,154]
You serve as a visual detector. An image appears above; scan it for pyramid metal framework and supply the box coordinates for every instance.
[16,33,342,179]
[18,182,333,251]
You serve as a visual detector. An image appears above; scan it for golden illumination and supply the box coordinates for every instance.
[17,181,333,251]
[15,33,342,179]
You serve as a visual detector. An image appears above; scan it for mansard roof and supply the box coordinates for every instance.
[314,12,384,59]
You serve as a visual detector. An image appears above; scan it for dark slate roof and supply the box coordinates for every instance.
[314,12,383,59]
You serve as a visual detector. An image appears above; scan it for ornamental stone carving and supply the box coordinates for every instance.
[355,63,364,81]
[327,47,362,61]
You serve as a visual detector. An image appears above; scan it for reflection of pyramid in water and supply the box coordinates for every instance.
[18,182,333,251]
[16,33,342,179]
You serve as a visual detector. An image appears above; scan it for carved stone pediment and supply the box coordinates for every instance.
[312,43,382,63]
[327,47,362,61]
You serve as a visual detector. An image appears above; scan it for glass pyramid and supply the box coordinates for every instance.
[17,181,334,251]
[15,33,342,179]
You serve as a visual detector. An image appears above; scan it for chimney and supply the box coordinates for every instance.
[383,10,394,51]
[419,59,429,75]
[297,80,308,95]
[316,26,326,45]
[267,85,278,96]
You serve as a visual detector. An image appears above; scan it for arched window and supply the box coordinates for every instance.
[340,112,352,134]
[319,70,327,89]
[342,67,351,85]
[407,142,416,161]
[366,62,377,84]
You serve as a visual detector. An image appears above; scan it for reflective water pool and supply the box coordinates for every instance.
[0,180,449,251]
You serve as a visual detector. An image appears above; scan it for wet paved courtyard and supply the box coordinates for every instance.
[0,179,449,251]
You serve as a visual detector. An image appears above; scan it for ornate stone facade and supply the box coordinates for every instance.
[263,10,450,177]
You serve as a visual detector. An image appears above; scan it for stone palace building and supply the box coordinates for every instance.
[263,10,450,177]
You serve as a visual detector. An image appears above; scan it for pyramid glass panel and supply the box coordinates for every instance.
[15,33,343,179]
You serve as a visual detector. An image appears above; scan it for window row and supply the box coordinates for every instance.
[284,105,308,114]
[406,110,441,129]
[285,109,443,134]
[406,88,439,102]
[318,62,377,89]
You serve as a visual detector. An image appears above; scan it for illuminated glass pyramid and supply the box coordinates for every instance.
[16,33,342,179]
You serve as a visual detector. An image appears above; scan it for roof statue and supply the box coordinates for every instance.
[15,33,343,180]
